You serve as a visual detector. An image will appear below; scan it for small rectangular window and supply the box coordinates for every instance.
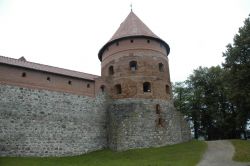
[115,84,122,94]
[129,61,137,71]
[109,66,114,75]
[159,63,164,72]
[22,72,26,77]
[143,82,151,92]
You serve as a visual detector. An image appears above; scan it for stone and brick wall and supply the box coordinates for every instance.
[107,98,190,151]
[0,38,191,157]
[0,84,108,156]
[99,37,191,151]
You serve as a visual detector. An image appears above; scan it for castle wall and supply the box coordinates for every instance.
[0,84,108,156]
[0,11,192,156]
[0,64,95,97]
[107,98,190,151]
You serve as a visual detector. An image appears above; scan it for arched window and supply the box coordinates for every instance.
[109,66,114,75]
[129,61,137,71]
[143,82,151,92]
[166,85,170,94]
[115,84,122,94]
[159,63,164,72]
[100,85,105,92]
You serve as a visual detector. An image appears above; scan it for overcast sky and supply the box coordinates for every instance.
[0,0,249,82]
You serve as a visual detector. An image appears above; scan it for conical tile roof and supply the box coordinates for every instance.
[109,11,159,41]
[98,11,170,61]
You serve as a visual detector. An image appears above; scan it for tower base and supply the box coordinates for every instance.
[107,98,191,151]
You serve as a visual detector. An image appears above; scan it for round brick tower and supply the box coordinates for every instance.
[98,11,190,151]
[99,11,171,100]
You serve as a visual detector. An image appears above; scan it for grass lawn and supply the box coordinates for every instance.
[0,140,206,166]
[231,139,250,162]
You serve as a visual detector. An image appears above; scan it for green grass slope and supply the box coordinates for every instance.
[0,140,206,166]
[231,139,250,162]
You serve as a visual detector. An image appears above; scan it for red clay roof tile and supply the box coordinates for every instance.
[98,11,170,61]
[109,11,159,41]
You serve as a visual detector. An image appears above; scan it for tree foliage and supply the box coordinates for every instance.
[173,66,237,140]
[223,15,250,136]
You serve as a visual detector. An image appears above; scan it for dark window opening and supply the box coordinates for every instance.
[87,84,90,88]
[22,72,26,77]
[115,84,122,94]
[116,42,119,46]
[158,118,164,127]
[47,77,50,81]
[159,63,164,72]
[147,40,150,43]
[143,82,151,93]
[100,85,105,92]
[166,85,170,94]
[68,80,72,85]
[156,104,160,114]
[109,66,114,75]
[130,39,134,43]
[129,61,137,71]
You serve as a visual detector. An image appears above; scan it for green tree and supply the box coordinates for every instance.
[223,14,250,138]
[173,66,239,140]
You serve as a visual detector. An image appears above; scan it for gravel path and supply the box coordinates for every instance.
[197,140,250,166]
